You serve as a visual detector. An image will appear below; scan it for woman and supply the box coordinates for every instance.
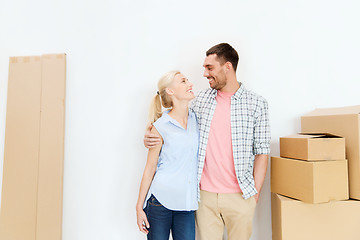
[136,71,199,240]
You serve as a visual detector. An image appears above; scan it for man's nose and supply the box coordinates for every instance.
[203,70,209,78]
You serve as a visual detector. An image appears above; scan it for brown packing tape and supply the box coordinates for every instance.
[9,56,43,64]
[9,57,18,63]
[23,56,30,63]
[56,53,65,59]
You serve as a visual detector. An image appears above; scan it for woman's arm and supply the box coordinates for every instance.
[136,127,163,234]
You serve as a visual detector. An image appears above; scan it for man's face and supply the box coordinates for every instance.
[203,54,227,90]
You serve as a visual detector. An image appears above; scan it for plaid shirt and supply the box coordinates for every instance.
[191,83,271,200]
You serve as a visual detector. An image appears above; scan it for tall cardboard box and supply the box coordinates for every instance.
[0,54,66,240]
[271,157,348,203]
[301,105,360,199]
[280,133,345,161]
[272,193,360,240]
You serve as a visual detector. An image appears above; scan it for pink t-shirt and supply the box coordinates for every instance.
[200,90,242,193]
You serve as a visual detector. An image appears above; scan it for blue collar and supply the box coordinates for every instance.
[162,109,193,130]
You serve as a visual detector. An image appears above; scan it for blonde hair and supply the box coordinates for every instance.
[148,70,180,126]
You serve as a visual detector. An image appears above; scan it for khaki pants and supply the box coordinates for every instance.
[195,190,257,240]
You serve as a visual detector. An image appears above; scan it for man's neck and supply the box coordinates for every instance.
[219,77,240,93]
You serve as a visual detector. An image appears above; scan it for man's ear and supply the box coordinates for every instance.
[165,88,174,96]
[225,62,232,72]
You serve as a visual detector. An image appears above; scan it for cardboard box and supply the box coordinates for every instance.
[271,156,348,203]
[272,193,360,240]
[280,133,345,161]
[0,54,66,240]
[1,55,42,240]
[301,105,360,199]
[36,54,66,240]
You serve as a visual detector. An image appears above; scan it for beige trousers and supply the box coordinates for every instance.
[195,190,257,240]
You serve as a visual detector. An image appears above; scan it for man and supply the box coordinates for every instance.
[144,43,270,240]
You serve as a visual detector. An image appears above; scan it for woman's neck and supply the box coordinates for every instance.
[168,101,189,128]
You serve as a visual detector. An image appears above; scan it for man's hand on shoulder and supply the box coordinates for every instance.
[144,125,161,148]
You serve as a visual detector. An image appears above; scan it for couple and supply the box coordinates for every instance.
[136,43,271,240]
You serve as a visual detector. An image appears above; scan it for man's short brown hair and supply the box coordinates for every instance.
[206,43,239,71]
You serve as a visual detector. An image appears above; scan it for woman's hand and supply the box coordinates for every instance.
[136,209,150,234]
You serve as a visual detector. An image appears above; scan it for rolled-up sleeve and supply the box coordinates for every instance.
[253,99,271,155]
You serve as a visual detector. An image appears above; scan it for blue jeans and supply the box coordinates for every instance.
[144,194,195,240]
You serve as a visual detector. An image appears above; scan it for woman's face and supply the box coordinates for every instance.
[168,73,194,101]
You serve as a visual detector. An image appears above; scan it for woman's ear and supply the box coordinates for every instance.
[165,88,174,96]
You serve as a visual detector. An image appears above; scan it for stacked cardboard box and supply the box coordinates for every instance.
[272,133,348,204]
[272,106,360,240]
[301,106,360,200]
[271,193,360,240]
[271,133,358,239]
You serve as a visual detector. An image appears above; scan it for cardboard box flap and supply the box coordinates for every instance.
[303,105,360,116]
[276,193,299,202]
[283,133,343,139]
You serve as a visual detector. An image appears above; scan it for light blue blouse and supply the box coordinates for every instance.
[144,110,199,211]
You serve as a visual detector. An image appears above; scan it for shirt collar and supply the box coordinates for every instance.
[233,83,244,100]
[210,82,244,100]
[162,109,193,129]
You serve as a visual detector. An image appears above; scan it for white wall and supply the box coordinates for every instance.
[1,0,360,239]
